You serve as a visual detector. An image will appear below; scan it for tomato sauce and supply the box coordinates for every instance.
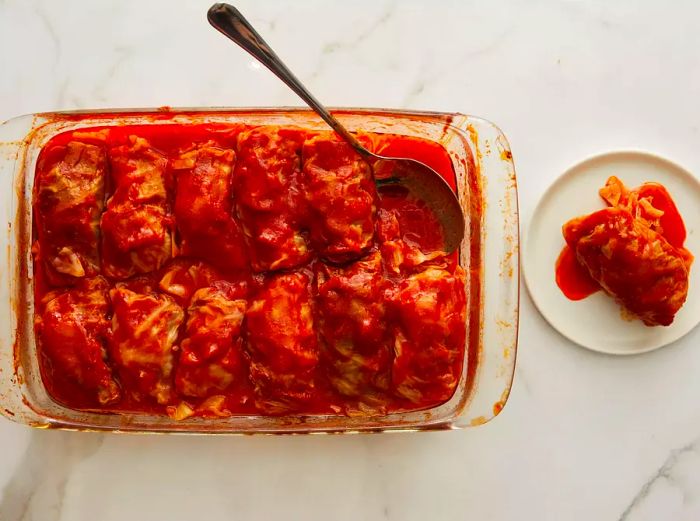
[555,245,600,300]
[33,122,469,419]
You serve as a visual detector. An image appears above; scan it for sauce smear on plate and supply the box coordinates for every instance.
[555,245,599,301]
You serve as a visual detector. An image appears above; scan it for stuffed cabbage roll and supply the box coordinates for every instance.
[176,281,248,398]
[109,284,184,404]
[389,261,467,405]
[234,127,310,272]
[302,133,376,263]
[172,142,248,272]
[37,276,120,405]
[34,140,107,285]
[102,136,172,279]
[563,207,690,326]
[314,252,391,408]
[245,271,319,412]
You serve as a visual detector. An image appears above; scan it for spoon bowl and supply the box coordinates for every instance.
[207,3,465,252]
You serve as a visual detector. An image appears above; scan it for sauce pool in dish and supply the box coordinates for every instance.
[32,123,470,419]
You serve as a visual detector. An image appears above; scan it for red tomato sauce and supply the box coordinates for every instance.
[555,245,600,300]
[33,122,469,419]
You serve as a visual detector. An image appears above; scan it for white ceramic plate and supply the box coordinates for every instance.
[524,151,700,355]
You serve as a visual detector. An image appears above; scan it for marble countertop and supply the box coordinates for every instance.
[2,0,700,519]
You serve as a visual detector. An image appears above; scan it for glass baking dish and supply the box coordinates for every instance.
[0,107,518,434]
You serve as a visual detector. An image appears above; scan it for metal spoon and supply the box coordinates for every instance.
[207,3,465,253]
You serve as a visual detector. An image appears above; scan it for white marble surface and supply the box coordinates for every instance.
[2,0,700,519]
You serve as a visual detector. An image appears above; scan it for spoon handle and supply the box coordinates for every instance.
[207,3,368,155]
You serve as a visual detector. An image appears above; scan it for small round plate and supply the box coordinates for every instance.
[524,151,700,355]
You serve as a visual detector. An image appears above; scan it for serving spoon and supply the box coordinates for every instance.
[207,3,465,253]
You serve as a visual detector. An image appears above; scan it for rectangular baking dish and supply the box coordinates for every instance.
[0,107,518,433]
